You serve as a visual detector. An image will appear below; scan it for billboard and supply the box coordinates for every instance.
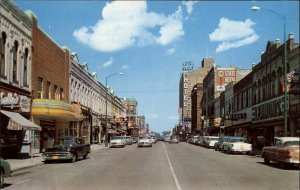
[215,68,236,92]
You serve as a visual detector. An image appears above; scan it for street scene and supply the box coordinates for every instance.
[3,142,300,190]
[0,0,300,190]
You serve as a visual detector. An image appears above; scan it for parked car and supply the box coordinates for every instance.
[42,136,91,163]
[110,136,126,148]
[222,137,252,154]
[150,136,157,144]
[137,136,152,147]
[164,135,171,143]
[0,158,12,188]
[132,137,139,143]
[196,136,207,146]
[123,136,133,145]
[170,135,179,144]
[204,136,219,148]
[214,136,231,151]
[190,136,199,144]
[262,137,300,168]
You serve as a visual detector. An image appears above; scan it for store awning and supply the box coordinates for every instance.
[0,110,42,131]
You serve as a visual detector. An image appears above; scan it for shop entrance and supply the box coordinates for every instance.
[39,120,55,151]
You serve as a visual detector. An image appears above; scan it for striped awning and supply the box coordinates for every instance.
[0,110,42,131]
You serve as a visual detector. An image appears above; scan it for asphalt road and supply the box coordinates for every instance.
[3,142,299,190]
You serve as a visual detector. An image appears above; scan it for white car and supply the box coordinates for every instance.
[137,136,152,147]
[204,136,219,148]
[222,137,252,154]
[110,136,125,148]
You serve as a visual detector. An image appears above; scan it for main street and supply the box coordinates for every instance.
[4,142,299,190]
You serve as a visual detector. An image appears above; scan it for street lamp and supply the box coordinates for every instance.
[251,6,288,137]
[105,72,123,147]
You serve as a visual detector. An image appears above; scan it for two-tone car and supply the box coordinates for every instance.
[262,137,300,168]
[42,136,91,163]
[203,136,219,148]
[222,136,252,154]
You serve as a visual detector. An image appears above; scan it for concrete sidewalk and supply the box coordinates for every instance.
[6,144,108,172]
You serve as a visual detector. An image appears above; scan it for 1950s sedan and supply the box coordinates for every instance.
[262,137,300,168]
[42,136,91,163]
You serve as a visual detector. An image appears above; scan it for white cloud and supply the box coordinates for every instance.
[182,1,197,15]
[216,34,259,53]
[102,57,113,68]
[209,18,259,52]
[166,48,176,55]
[73,1,186,52]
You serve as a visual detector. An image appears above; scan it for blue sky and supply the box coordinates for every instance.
[16,1,299,134]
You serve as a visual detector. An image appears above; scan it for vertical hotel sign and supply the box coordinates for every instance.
[182,61,193,119]
[216,68,236,92]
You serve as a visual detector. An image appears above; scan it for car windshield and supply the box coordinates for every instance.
[111,136,123,140]
[284,141,300,146]
[54,138,73,146]
[210,138,219,141]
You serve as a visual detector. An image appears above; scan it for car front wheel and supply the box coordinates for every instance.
[71,154,77,163]
[263,155,270,164]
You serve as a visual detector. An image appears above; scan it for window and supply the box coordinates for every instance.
[1,32,7,78]
[45,81,51,99]
[60,88,64,100]
[13,41,19,83]
[23,48,29,86]
[53,85,58,100]
[38,77,43,98]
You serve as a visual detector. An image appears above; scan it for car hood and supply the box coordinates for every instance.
[45,146,67,152]
[138,139,150,143]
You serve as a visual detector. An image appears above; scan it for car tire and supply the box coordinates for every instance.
[83,153,88,159]
[0,168,4,189]
[71,153,77,163]
[264,155,270,165]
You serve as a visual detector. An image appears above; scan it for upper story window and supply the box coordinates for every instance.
[60,88,64,101]
[1,32,7,78]
[23,48,29,86]
[38,77,43,99]
[53,85,58,100]
[45,81,51,99]
[13,41,19,84]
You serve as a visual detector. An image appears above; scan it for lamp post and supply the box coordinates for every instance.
[251,6,288,137]
[105,72,123,147]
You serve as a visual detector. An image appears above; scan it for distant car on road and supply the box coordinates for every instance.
[123,136,133,145]
[170,135,179,144]
[262,137,300,168]
[110,136,126,148]
[0,158,12,188]
[137,136,152,147]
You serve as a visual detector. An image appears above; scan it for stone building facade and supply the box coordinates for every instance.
[0,0,42,158]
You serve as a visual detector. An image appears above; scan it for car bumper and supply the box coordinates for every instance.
[137,143,152,147]
[43,152,73,161]
[110,143,125,147]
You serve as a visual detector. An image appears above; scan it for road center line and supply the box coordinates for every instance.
[162,143,182,190]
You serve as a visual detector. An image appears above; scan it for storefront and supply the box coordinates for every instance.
[32,99,79,151]
[0,89,40,158]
